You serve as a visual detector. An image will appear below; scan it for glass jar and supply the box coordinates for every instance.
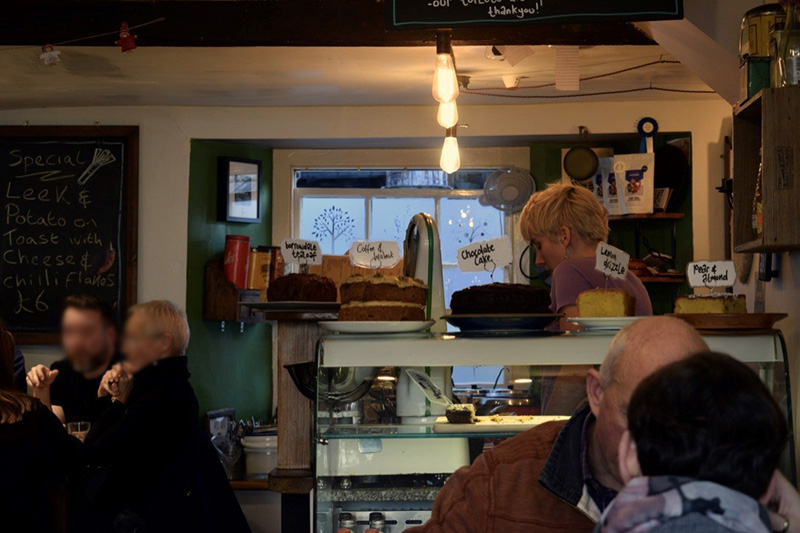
[779,3,800,86]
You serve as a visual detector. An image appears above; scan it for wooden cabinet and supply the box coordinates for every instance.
[734,88,800,252]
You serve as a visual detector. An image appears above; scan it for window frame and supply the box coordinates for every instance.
[272,147,532,282]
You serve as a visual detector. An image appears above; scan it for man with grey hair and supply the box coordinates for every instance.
[408,316,708,533]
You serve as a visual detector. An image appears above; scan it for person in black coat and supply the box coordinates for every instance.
[0,323,83,533]
[83,300,250,533]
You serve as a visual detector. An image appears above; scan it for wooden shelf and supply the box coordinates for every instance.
[641,276,685,284]
[734,239,800,253]
[735,90,764,120]
[609,213,685,221]
[733,88,800,252]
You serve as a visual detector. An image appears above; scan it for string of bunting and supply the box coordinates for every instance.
[10,17,167,66]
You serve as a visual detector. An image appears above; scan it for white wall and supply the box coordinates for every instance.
[0,98,733,314]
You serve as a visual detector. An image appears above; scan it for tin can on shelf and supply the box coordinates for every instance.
[223,235,251,289]
[740,4,785,60]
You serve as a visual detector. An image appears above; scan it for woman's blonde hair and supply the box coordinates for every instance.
[519,183,609,245]
[129,300,190,356]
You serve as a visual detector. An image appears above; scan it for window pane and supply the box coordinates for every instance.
[440,198,505,265]
[300,197,366,255]
[443,267,504,310]
[370,197,436,249]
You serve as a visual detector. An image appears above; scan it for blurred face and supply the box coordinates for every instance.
[61,308,115,374]
[121,312,169,373]
[531,233,566,273]
[588,357,685,489]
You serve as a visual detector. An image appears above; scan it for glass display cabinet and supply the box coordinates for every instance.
[312,331,794,533]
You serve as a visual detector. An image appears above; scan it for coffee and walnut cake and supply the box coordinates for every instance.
[338,273,429,321]
[449,283,551,315]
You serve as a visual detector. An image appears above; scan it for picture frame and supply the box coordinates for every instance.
[218,157,262,223]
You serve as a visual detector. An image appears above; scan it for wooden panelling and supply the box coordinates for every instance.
[1,1,654,47]
[763,89,800,249]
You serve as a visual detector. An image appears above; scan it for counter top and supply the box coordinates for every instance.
[319,330,784,367]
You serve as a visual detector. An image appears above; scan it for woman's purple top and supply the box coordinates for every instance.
[549,257,653,316]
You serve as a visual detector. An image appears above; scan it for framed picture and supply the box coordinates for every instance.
[218,157,262,223]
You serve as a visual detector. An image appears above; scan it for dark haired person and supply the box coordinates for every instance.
[27,294,119,423]
[0,322,83,533]
[596,352,789,533]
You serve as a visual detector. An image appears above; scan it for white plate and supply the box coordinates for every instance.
[566,316,645,331]
[319,320,435,334]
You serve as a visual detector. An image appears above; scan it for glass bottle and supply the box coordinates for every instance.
[779,2,800,86]
[752,148,764,239]
[771,22,786,88]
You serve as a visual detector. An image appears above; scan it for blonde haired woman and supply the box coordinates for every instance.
[84,301,248,533]
[520,183,652,327]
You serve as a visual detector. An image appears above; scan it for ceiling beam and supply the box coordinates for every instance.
[3,1,655,47]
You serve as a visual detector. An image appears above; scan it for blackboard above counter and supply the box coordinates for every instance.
[388,0,683,28]
[0,126,138,344]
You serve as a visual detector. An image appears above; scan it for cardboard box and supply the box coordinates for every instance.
[739,57,771,105]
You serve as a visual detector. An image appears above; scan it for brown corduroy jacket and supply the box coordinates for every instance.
[407,409,598,533]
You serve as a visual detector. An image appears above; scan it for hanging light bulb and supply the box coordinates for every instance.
[440,127,461,174]
[437,100,459,128]
[432,32,459,103]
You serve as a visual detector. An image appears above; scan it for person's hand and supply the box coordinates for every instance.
[99,364,133,404]
[761,470,800,532]
[26,365,59,392]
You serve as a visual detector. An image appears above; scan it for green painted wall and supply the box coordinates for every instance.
[529,134,694,315]
[186,140,273,422]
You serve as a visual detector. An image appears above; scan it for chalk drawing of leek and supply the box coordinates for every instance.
[77,148,117,185]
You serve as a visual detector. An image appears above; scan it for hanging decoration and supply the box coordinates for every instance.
[637,117,659,153]
[115,22,138,53]
[39,44,61,66]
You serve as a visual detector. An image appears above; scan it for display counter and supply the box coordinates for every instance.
[313,330,793,533]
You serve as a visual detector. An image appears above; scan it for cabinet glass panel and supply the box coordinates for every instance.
[314,360,790,533]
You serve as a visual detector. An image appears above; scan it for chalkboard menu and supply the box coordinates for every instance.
[389,0,683,28]
[0,127,138,344]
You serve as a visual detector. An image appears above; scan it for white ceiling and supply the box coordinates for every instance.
[0,45,715,109]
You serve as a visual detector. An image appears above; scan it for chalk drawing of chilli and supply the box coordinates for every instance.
[77,148,117,185]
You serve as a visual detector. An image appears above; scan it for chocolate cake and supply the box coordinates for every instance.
[266,273,337,302]
[449,283,551,315]
[445,404,477,424]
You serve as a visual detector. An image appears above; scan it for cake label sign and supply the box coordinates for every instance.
[349,241,401,269]
[280,239,322,266]
[595,243,629,280]
[457,236,513,275]
[686,261,736,288]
